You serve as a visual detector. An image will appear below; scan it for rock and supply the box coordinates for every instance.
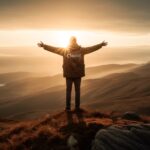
[122,112,141,121]
[67,135,79,150]
[92,124,150,150]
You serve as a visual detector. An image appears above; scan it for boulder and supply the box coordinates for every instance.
[92,124,150,150]
[122,112,141,121]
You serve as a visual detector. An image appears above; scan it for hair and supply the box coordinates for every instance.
[70,36,77,44]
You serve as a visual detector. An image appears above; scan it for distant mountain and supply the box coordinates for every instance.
[85,63,138,79]
[0,72,35,83]
[132,62,150,77]
[82,63,150,114]
[0,63,138,99]
[1,63,150,119]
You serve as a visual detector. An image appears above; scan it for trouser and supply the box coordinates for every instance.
[66,77,81,109]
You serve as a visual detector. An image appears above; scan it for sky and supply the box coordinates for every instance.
[0,0,150,32]
[0,0,150,72]
[0,0,150,65]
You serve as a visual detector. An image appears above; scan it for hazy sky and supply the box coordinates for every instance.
[0,1,150,108]
[0,0,150,32]
[0,0,150,56]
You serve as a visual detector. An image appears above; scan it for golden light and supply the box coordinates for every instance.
[54,30,82,47]
[0,29,150,48]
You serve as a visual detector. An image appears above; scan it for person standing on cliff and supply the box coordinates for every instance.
[38,36,108,111]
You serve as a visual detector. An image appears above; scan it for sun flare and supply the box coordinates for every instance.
[54,30,82,47]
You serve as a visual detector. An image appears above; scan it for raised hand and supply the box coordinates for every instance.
[37,41,44,47]
[101,41,108,47]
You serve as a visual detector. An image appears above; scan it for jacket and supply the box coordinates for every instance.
[43,43,103,78]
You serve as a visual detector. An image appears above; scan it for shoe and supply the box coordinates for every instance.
[65,108,71,112]
[74,108,82,112]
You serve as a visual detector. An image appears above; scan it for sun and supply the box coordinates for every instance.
[55,30,81,47]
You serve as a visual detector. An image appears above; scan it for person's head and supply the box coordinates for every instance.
[69,36,77,46]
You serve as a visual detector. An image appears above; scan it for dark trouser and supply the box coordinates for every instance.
[66,77,81,109]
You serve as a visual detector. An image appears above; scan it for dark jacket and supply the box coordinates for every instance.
[43,43,103,78]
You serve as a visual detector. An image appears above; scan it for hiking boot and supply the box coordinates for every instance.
[65,108,71,112]
[74,107,82,112]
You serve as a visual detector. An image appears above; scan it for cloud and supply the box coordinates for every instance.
[0,0,150,33]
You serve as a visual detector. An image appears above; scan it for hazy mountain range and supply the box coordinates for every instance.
[0,63,149,119]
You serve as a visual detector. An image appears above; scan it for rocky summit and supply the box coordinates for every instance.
[0,109,150,150]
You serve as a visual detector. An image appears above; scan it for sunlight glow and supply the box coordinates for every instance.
[0,29,150,47]
[54,30,81,47]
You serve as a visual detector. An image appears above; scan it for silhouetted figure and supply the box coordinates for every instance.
[38,36,107,111]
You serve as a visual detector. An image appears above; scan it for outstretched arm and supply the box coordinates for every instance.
[82,41,108,55]
[37,41,65,56]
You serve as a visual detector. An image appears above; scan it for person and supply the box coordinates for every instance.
[37,36,108,111]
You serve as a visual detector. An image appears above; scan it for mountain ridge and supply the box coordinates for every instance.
[0,63,149,119]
